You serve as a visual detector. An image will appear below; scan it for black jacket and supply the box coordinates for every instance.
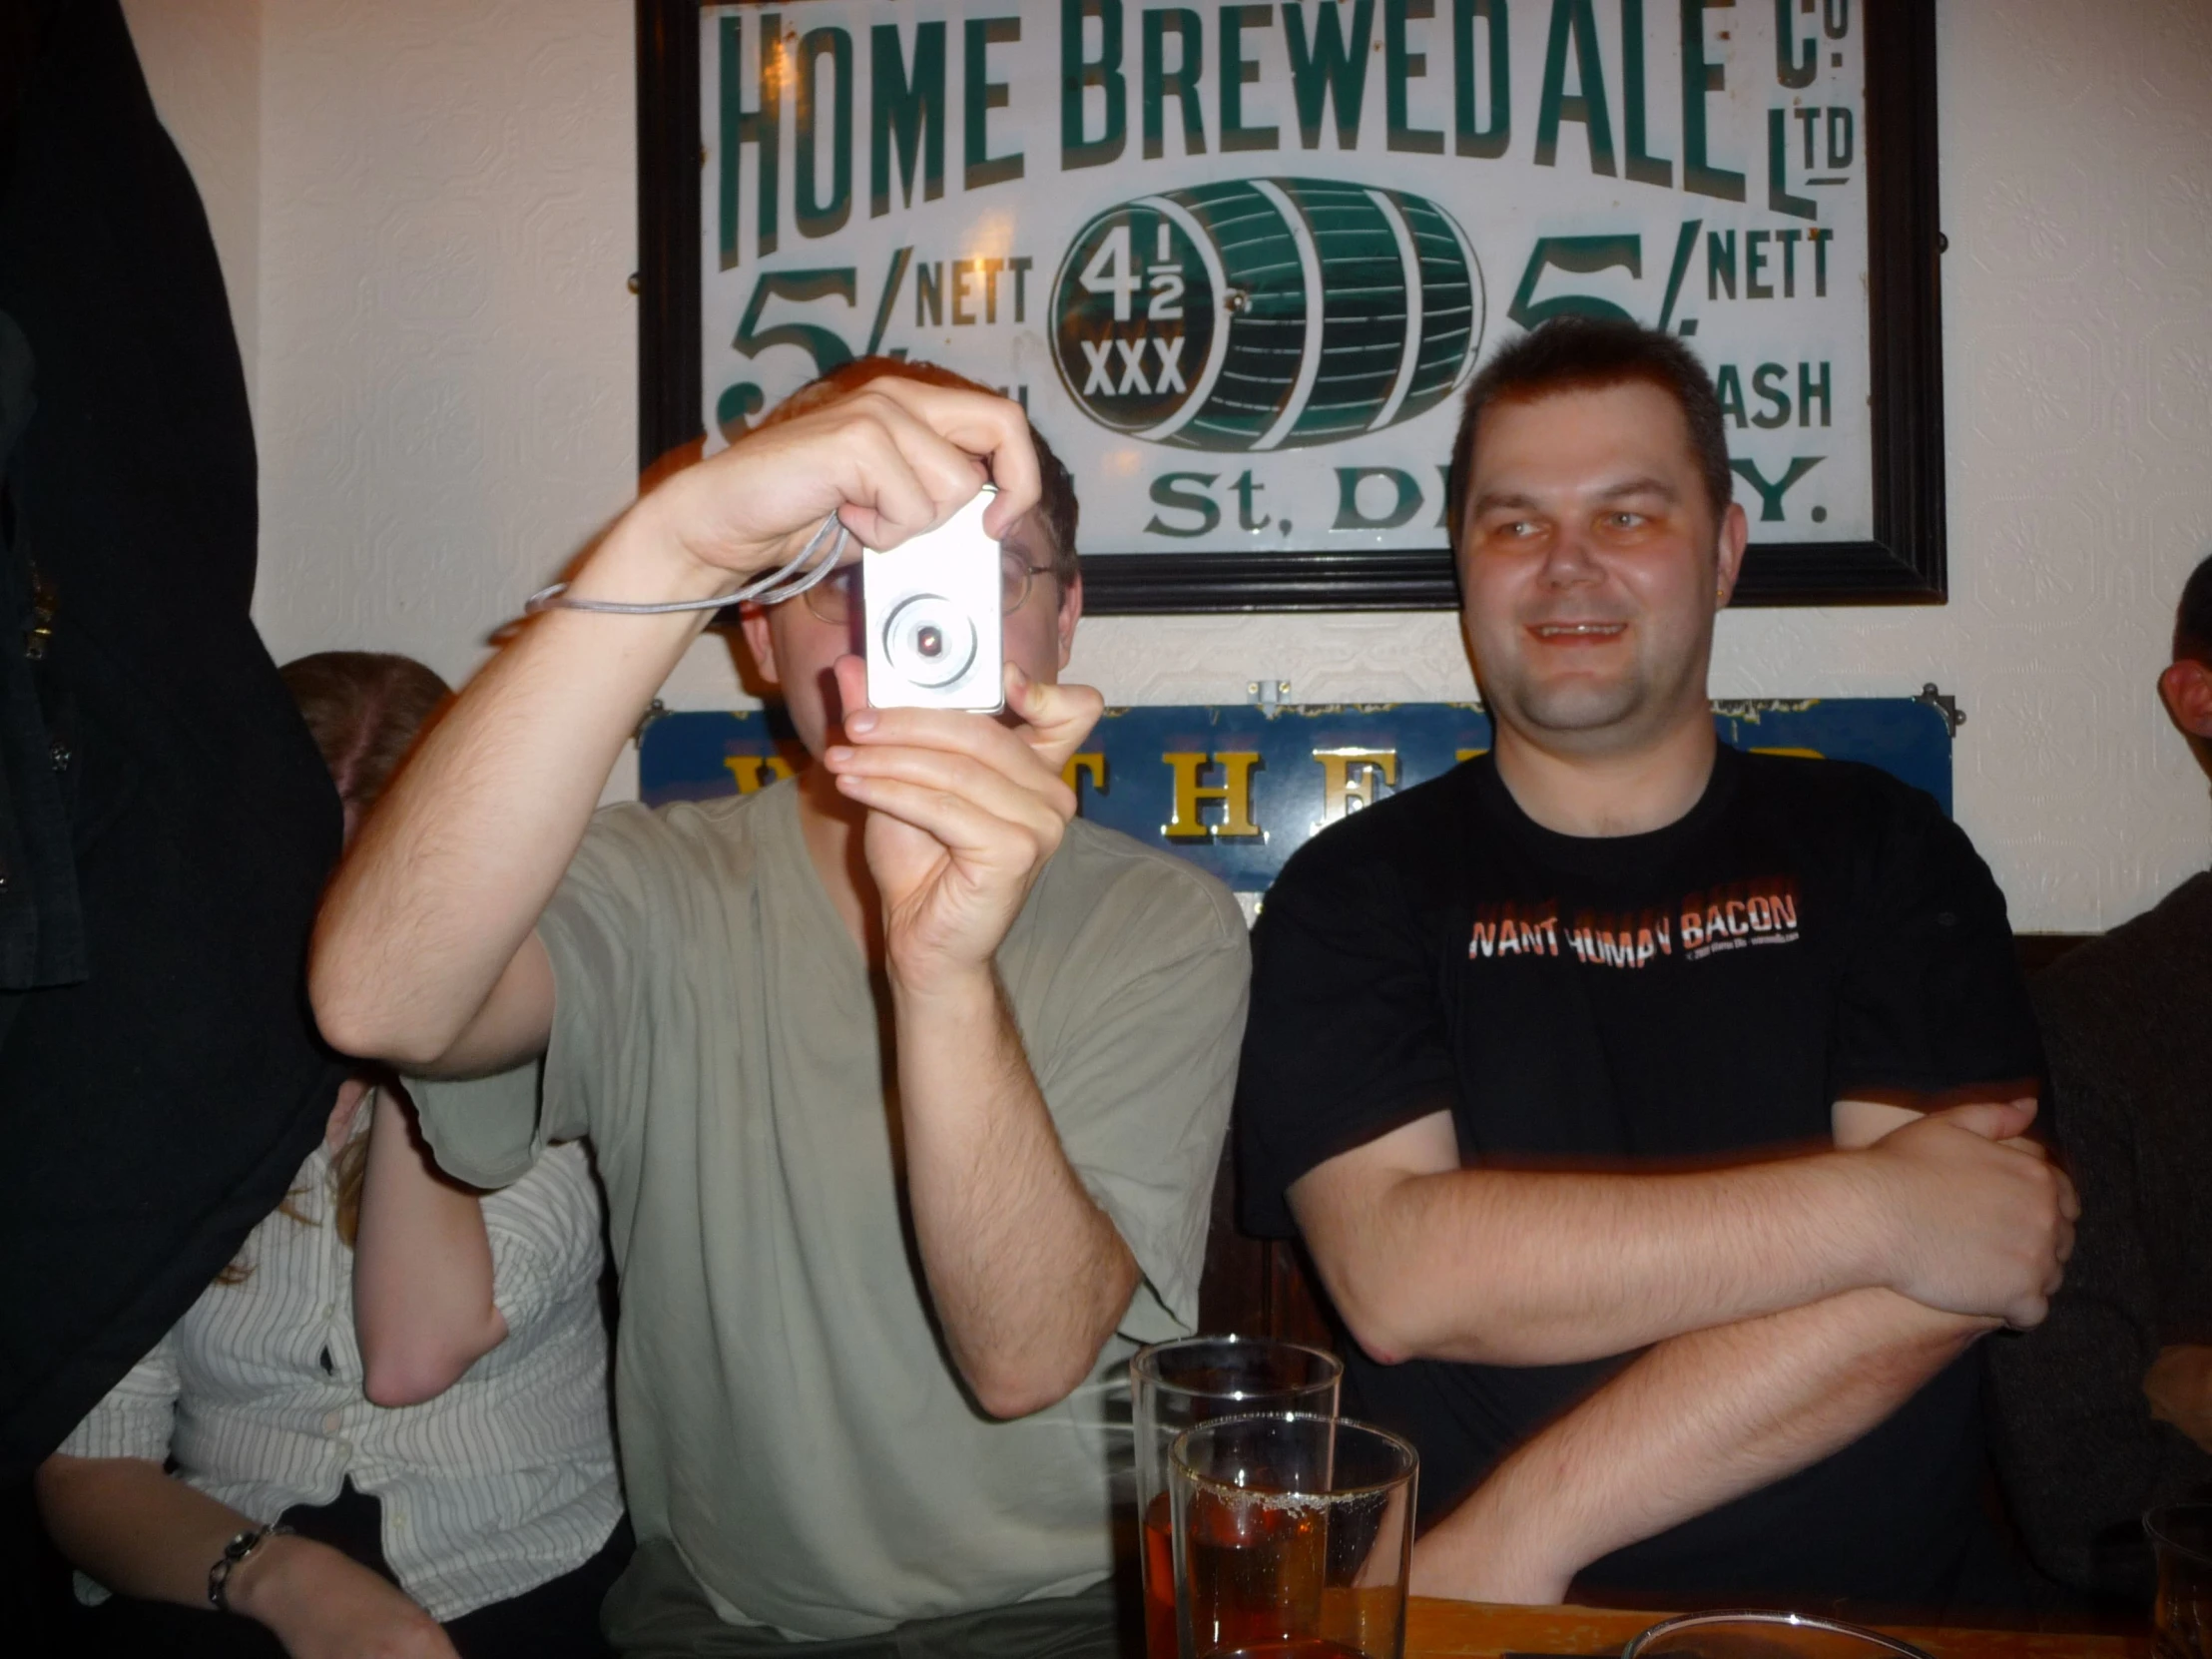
[1988,871,2212,1605]
[0,0,346,1475]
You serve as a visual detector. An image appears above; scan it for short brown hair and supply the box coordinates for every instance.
[1446,316,1735,544]
[762,356,1081,590]
[279,651,451,823]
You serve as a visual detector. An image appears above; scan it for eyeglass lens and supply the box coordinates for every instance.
[802,556,1042,625]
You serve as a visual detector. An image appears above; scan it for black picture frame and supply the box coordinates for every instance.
[637,0,1944,614]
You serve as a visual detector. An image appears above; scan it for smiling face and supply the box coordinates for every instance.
[740,507,1080,758]
[1456,378,1747,760]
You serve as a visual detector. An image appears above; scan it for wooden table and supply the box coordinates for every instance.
[1402,1597,2147,1658]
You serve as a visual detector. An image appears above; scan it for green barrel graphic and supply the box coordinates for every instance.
[1049,177,1483,452]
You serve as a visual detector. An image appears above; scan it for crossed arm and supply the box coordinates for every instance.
[1292,1099,2075,1601]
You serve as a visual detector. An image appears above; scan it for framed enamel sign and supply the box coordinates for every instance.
[638,0,1944,611]
[639,694,1957,900]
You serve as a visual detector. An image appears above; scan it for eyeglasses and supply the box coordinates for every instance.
[799,552,1055,626]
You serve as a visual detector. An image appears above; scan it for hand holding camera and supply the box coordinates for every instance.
[580,368,1104,985]
[592,377,1042,610]
[822,655,1104,990]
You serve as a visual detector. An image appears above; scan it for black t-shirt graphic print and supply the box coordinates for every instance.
[1235,746,2040,1611]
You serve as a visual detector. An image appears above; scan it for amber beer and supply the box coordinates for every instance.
[1132,1340,1344,1659]
[1146,1487,1356,1659]
[1168,1413,1416,1659]
[1144,1490,1177,1659]
[1181,1479,1328,1658]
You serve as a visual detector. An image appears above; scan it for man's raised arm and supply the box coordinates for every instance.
[310,381,1043,1076]
[817,655,1139,1416]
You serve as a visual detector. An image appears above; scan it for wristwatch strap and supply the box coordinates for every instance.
[207,1521,293,1612]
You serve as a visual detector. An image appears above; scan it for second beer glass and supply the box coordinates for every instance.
[1169,1411,1418,1659]
[1133,1338,1343,1659]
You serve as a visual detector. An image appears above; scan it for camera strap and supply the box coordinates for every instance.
[525,511,848,616]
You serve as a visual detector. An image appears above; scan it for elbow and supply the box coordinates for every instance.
[308,948,450,1072]
[320,1016,452,1076]
[360,1320,502,1407]
[1333,1288,1421,1370]
[362,1349,470,1409]
[306,910,380,1057]
[962,1318,1118,1419]
[959,1247,1141,1418]
[973,1380,1061,1421]
[1313,1237,1533,1368]
[1313,1253,1430,1368]
[967,1353,1094,1420]
[31,1453,92,1519]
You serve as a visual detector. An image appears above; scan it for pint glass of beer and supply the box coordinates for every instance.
[1133,1339,1342,1659]
[1169,1412,1417,1659]
[2148,1505,2212,1659]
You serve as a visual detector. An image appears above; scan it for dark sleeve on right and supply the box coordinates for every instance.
[1234,843,1456,1239]
[1986,1014,2212,1603]
[1828,779,2042,1100]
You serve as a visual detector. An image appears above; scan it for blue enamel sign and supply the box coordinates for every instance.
[639,698,1951,898]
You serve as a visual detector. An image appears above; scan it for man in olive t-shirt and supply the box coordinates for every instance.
[309,362,1249,1654]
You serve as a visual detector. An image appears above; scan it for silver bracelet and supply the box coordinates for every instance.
[524,511,848,616]
[208,1520,293,1612]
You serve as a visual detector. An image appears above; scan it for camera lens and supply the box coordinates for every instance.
[880,594,976,690]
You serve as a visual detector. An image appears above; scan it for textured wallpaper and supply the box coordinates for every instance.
[124,0,2212,930]
[251,0,638,698]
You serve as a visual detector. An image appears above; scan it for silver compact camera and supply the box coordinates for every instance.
[862,483,1004,713]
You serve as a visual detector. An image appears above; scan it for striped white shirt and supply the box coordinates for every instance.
[60,1108,621,1622]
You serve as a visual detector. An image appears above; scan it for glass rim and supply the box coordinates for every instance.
[2146,1503,2212,1565]
[1169,1409,1416,1505]
[1620,1611,1934,1659]
[1132,1335,1344,1401]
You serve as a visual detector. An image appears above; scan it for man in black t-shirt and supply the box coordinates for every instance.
[1236,317,2076,1618]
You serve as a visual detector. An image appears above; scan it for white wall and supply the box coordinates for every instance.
[252,0,640,702]
[127,0,2212,930]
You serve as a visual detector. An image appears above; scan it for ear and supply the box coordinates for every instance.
[737,602,783,692]
[1713,501,1750,608]
[1055,573,1084,673]
[2160,659,2212,740]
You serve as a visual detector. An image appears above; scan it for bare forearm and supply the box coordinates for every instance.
[309,511,731,1070]
[36,1455,260,1607]
[894,969,1138,1417]
[1318,1155,1887,1368]
[354,1089,506,1406]
[38,1454,454,1651]
[1414,1288,1990,1602]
